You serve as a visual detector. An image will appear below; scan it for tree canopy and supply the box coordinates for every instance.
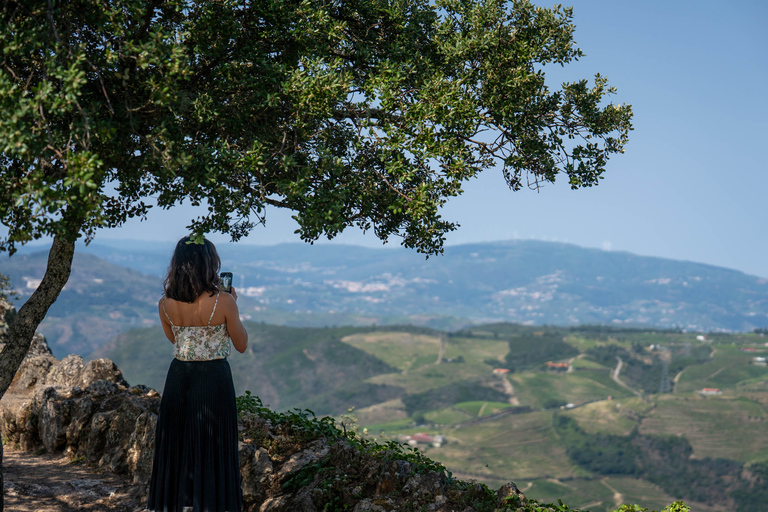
[0,0,632,256]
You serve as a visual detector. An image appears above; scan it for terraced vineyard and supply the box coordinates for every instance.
[340,326,768,512]
[98,322,768,512]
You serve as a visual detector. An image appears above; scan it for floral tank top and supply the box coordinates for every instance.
[163,292,231,361]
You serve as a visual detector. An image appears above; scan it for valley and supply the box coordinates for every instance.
[95,322,768,512]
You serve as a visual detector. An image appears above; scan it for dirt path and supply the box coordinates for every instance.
[501,376,520,406]
[2,446,146,512]
[600,478,625,509]
[612,357,642,397]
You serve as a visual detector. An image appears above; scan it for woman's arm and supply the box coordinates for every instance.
[221,288,248,353]
[157,299,176,344]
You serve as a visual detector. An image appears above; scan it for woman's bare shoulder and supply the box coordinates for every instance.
[216,292,237,309]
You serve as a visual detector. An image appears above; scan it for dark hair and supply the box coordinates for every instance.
[163,236,221,303]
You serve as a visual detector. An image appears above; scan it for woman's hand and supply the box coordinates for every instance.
[220,289,247,353]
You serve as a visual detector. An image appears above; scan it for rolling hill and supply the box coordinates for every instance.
[3,239,768,358]
[0,250,161,357]
[94,321,768,512]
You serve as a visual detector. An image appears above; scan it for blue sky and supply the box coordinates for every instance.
[101,1,768,277]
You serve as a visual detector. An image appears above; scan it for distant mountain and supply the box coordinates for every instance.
[0,250,162,357]
[81,239,768,332]
[3,240,768,358]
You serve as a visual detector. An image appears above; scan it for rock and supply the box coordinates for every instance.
[27,332,53,358]
[0,299,15,333]
[39,387,72,452]
[99,393,158,475]
[403,470,445,499]
[66,396,95,449]
[45,354,84,387]
[287,485,318,512]
[259,495,292,512]
[84,410,117,463]
[129,384,153,395]
[278,439,329,479]
[428,494,448,511]
[240,445,273,507]
[9,354,57,393]
[84,379,119,398]
[79,358,128,388]
[353,499,390,512]
[100,398,149,474]
[7,333,57,393]
[496,481,526,508]
[1,328,531,512]
[127,411,158,485]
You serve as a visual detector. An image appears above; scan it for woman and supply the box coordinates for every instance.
[148,236,248,512]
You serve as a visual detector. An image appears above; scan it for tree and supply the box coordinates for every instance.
[0,0,631,404]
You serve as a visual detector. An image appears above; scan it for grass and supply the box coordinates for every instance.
[570,356,611,370]
[411,410,585,482]
[448,335,512,365]
[562,397,654,435]
[367,360,496,394]
[453,400,512,417]
[524,476,725,512]
[341,331,511,374]
[363,417,415,433]
[340,331,444,371]
[638,394,768,462]
[353,398,408,427]
[422,401,514,426]
[602,477,710,512]
[511,370,631,409]
[98,322,753,512]
[526,478,616,512]
[424,407,472,425]
[675,345,768,393]
[563,335,606,351]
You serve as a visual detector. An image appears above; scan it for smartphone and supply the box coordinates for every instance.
[219,272,233,293]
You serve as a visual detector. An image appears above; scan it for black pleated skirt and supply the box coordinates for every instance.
[147,358,242,512]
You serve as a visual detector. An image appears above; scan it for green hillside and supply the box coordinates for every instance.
[92,322,401,415]
[94,322,768,511]
[0,250,162,357]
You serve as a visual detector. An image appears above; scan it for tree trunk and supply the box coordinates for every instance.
[0,235,75,397]
[0,234,75,512]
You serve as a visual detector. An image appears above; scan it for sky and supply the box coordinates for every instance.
[92,1,768,278]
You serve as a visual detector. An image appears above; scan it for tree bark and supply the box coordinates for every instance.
[0,234,75,512]
[0,235,75,398]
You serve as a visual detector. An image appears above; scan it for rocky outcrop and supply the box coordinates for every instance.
[233,415,527,512]
[1,328,527,512]
[1,333,159,486]
[237,438,506,512]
